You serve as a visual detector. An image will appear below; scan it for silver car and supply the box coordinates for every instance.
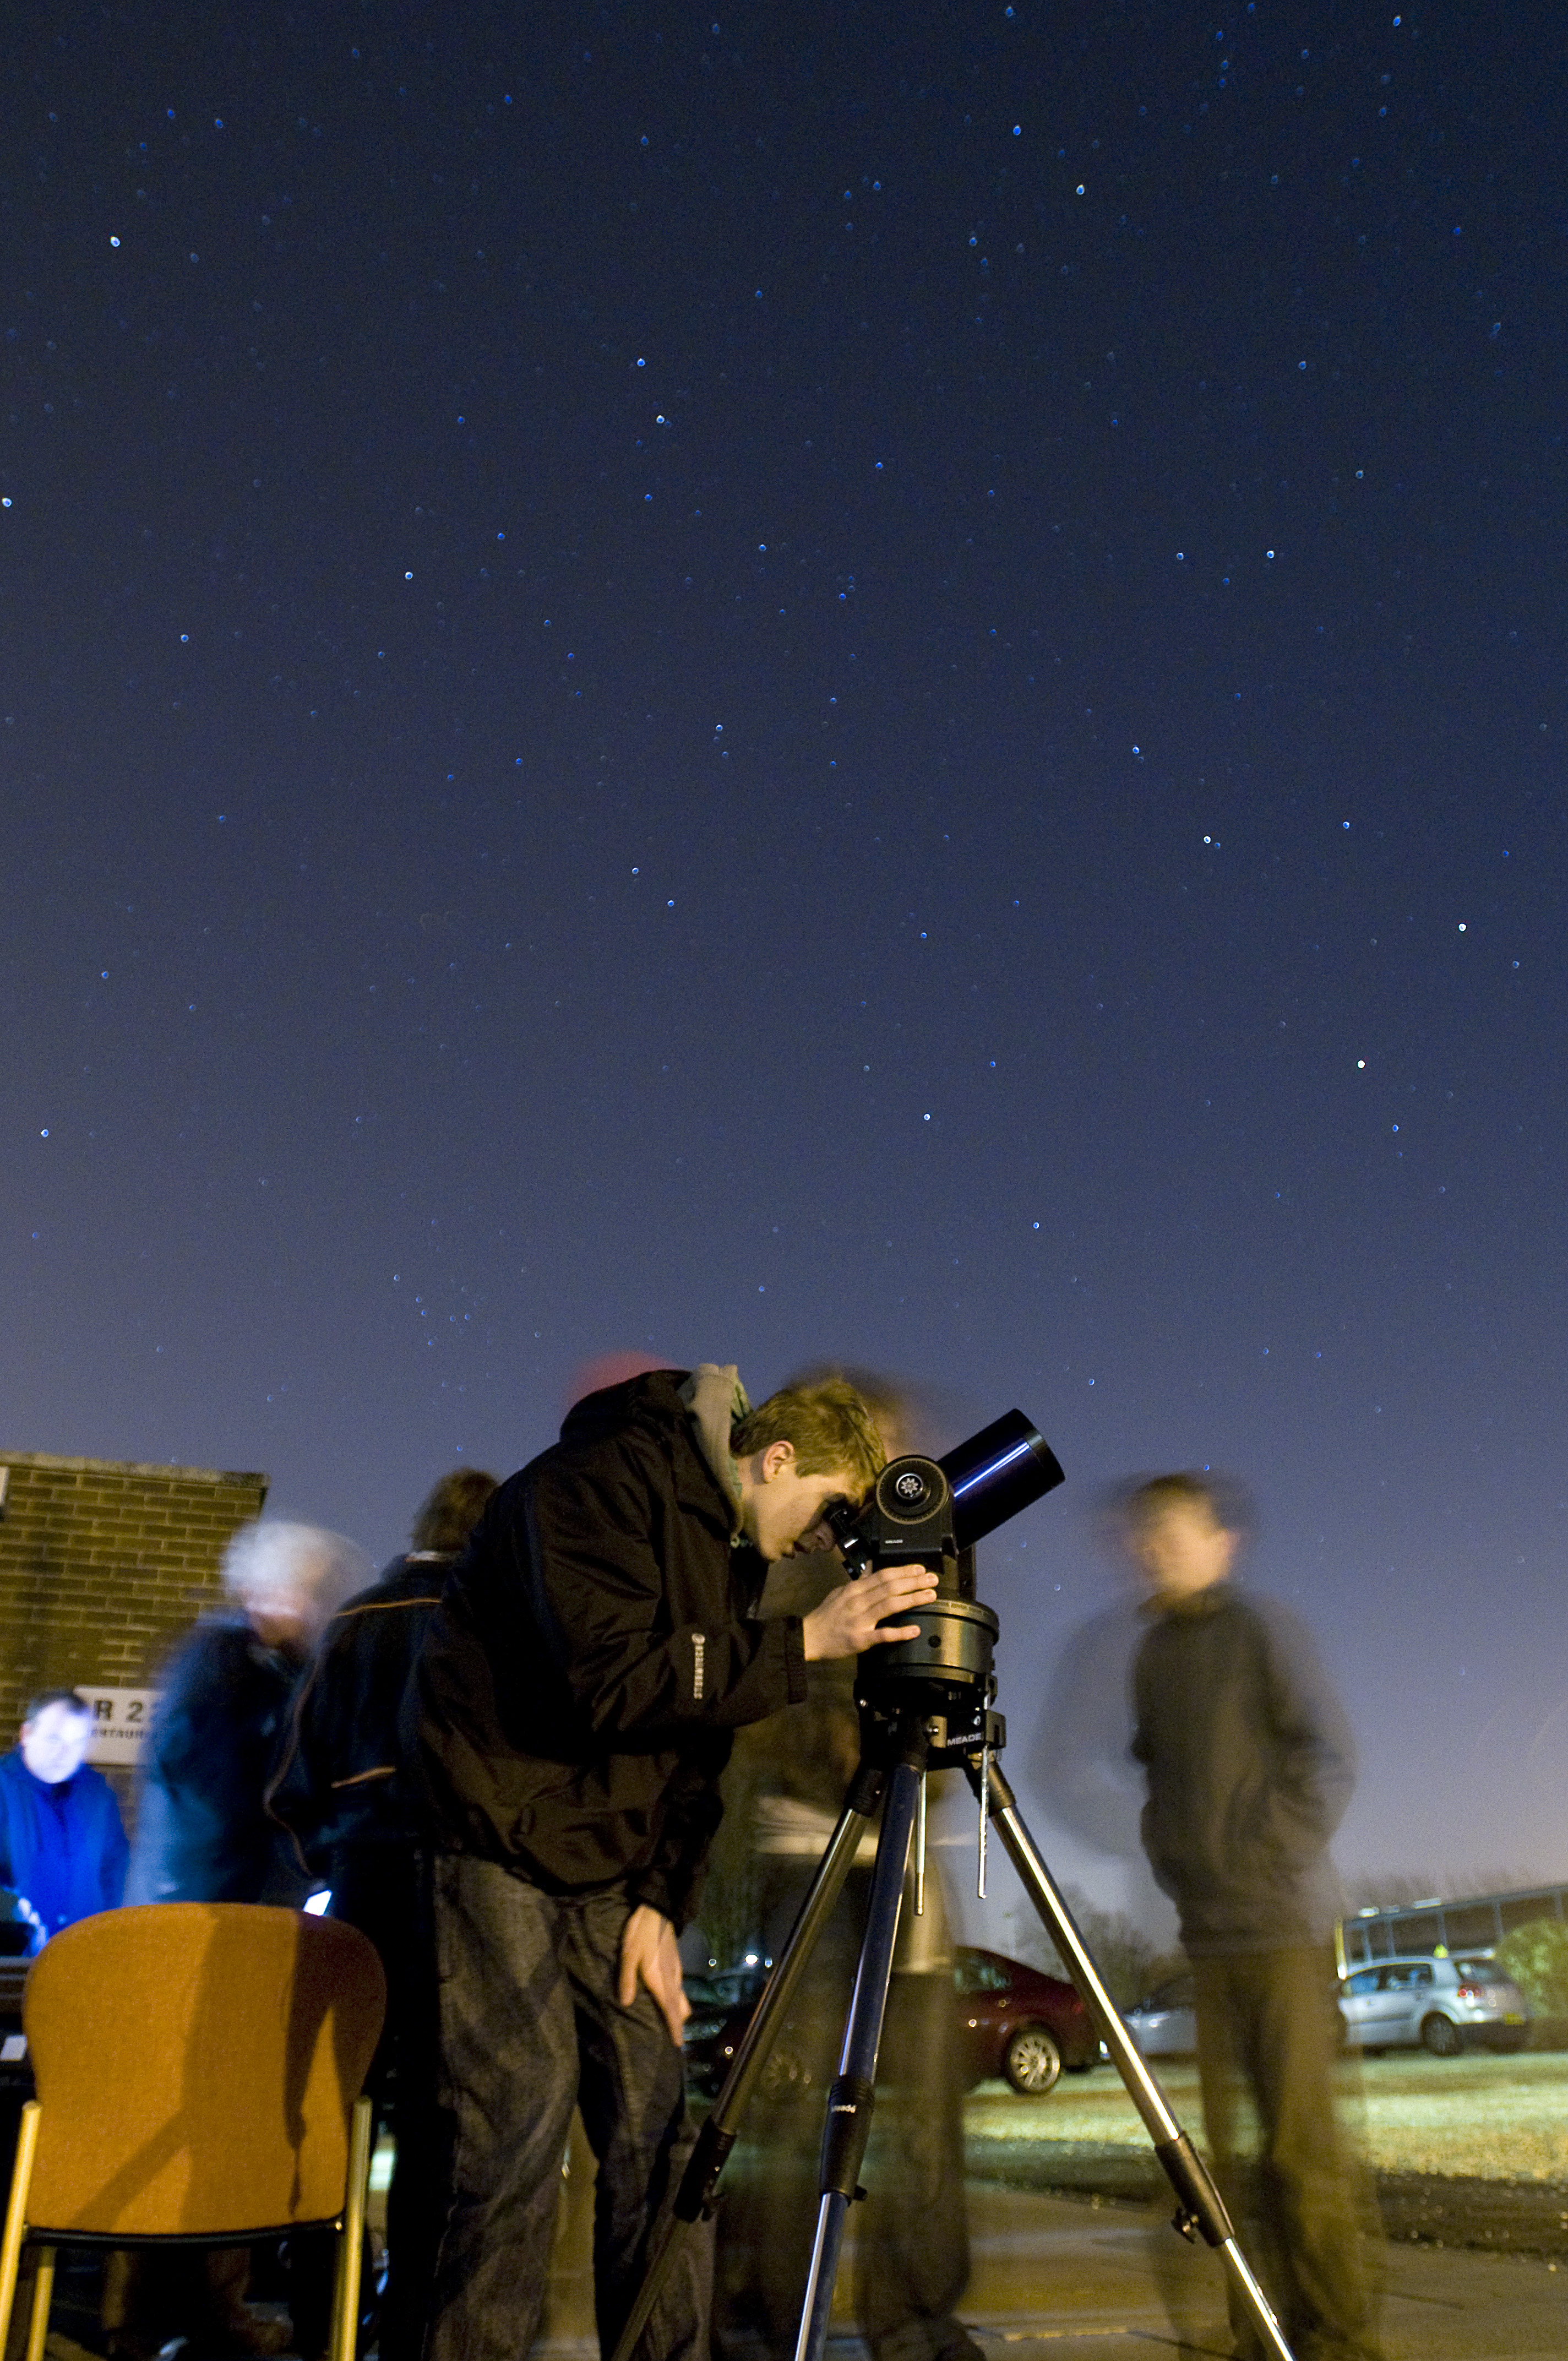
[1124,1972,1197,2056]
[1337,1954,1530,2056]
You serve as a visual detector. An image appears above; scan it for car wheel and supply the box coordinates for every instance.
[1003,2023,1063,2095]
[1361,2046,1385,2060]
[1420,2013,1462,2057]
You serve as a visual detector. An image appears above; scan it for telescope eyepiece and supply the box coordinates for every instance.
[874,1456,952,1527]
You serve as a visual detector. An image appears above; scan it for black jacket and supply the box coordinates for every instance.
[410,1371,808,1928]
[125,1617,308,1907]
[1131,1583,1354,1956]
[268,1554,453,1879]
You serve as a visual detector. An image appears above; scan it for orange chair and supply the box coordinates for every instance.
[0,1904,386,2361]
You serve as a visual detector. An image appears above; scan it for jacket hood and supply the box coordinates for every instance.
[558,1367,695,1451]
[558,1365,749,1537]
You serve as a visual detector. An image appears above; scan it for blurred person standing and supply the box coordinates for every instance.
[266,1467,498,2361]
[112,1522,370,2361]
[1125,1473,1381,2361]
[268,1469,498,1947]
[0,1691,127,1947]
[126,1522,371,1907]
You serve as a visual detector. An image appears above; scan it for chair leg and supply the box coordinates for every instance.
[328,2096,375,2361]
[0,2101,41,2357]
[23,2246,55,2361]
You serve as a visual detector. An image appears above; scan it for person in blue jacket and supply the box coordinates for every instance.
[0,1689,128,1947]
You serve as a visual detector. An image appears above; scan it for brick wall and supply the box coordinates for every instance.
[0,1452,269,1813]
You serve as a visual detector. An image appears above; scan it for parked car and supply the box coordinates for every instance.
[1124,1972,1197,2057]
[683,1944,1095,2099]
[953,1945,1097,2091]
[1337,1954,1530,2056]
[683,1963,770,2017]
[680,1962,771,2081]
[1124,1951,1531,2063]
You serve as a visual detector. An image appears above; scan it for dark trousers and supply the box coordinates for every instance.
[425,1857,710,2361]
[1192,1947,1382,2361]
[328,1848,445,2361]
[714,1863,971,2361]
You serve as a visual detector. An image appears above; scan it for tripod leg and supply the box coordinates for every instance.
[792,1743,925,2361]
[968,1754,1295,2361]
[606,1759,887,2361]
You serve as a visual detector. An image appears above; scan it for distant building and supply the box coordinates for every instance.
[1342,1881,1568,1965]
[0,1451,269,1824]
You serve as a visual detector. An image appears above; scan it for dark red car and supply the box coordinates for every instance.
[684,1943,1095,2099]
[952,1945,1096,2092]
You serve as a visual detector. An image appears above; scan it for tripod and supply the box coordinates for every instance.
[609,1684,1294,2361]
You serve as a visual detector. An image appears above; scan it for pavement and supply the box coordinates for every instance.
[32,2158,1564,2361]
[535,2172,1567,2361]
[929,2183,1565,2361]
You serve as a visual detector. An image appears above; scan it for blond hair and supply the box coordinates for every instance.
[731,1378,886,1496]
[411,1467,499,1553]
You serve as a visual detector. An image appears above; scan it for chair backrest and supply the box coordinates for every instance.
[21,1903,386,2238]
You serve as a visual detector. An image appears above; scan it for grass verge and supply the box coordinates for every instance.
[963,2054,1568,2256]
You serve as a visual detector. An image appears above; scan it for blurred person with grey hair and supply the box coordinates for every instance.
[269,1472,502,1905]
[126,1522,372,1908]
[111,1524,371,2360]
[1125,1472,1381,2361]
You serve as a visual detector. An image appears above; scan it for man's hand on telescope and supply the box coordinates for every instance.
[618,1903,690,2047]
[802,1564,939,1662]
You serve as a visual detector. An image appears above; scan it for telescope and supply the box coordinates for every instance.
[834,1406,1066,1567]
[826,1408,1064,1704]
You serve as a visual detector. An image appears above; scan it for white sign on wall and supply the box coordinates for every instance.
[77,1688,161,1763]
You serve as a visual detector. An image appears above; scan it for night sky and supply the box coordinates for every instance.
[6,0,1565,1925]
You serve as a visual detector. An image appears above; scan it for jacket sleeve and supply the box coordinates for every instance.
[145,1635,233,1789]
[1254,1600,1356,1867]
[264,1645,335,1878]
[522,1443,808,1742]
[128,1644,238,1903]
[1128,1653,1184,1905]
[625,1754,729,1930]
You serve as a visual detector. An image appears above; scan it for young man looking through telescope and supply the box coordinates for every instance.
[409,1365,936,2361]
